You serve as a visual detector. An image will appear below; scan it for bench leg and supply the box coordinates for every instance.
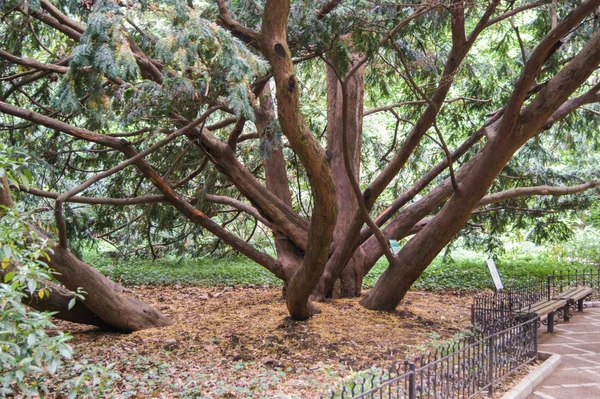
[578,299,584,312]
[548,312,555,333]
[563,304,571,322]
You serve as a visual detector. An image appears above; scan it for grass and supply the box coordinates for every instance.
[85,248,595,291]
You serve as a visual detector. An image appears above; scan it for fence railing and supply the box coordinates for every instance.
[327,268,598,399]
[472,268,599,328]
[549,269,600,299]
[325,315,538,399]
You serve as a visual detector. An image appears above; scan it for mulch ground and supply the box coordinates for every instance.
[55,286,474,398]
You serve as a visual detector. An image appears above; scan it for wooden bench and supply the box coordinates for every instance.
[553,286,593,319]
[514,299,568,333]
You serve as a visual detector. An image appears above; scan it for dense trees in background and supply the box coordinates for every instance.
[1,0,599,328]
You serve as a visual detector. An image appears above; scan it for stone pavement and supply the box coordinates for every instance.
[527,306,600,399]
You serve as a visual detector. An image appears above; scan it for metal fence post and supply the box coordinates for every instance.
[408,362,416,399]
[534,318,539,358]
[547,275,551,301]
[488,334,494,396]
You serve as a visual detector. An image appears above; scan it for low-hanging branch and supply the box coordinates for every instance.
[0,49,69,74]
[479,180,600,206]
[0,101,284,277]
[14,185,271,228]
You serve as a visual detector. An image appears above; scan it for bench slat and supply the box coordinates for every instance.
[553,287,593,302]
[515,299,567,317]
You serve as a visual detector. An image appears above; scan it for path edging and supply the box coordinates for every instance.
[501,352,561,399]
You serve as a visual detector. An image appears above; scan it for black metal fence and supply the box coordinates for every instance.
[549,269,600,299]
[327,268,599,399]
[325,315,538,399]
[471,268,600,328]
[471,280,546,330]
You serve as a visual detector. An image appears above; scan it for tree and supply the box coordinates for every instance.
[0,0,599,325]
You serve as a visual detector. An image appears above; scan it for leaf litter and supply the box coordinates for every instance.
[53,286,472,398]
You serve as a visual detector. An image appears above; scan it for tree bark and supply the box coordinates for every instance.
[46,247,173,332]
[360,136,522,310]
[256,85,303,283]
[0,266,113,330]
[260,0,337,320]
[361,8,600,310]
[325,54,366,298]
[0,177,173,332]
[0,177,14,209]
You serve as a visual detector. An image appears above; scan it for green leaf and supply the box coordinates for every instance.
[2,245,11,260]
[27,279,37,295]
[59,345,73,359]
[3,271,15,283]
[48,357,60,374]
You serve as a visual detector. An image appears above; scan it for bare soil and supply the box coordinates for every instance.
[56,286,474,398]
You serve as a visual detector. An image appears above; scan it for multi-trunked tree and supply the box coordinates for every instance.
[1,0,599,330]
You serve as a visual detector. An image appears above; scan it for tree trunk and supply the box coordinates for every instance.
[0,177,14,209]
[360,136,520,310]
[0,266,113,329]
[325,54,366,298]
[256,85,303,283]
[47,247,173,332]
[360,10,600,310]
[0,177,172,332]
[261,0,338,320]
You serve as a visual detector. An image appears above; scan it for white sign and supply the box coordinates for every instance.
[486,259,504,291]
[389,239,401,255]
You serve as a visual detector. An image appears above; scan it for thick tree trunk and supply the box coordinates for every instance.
[261,0,337,320]
[0,177,172,332]
[361,17,600,310]
[360,137,519,309]
[47,247,173,332]
[0,266,113,329]
[256,85,303,283]
[325,54,366,298]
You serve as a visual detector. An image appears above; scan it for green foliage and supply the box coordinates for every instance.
[548,227,600,266]
[0,150,118,397]
[0,209,119,398]
[84,250,282,286]
[364,251,586,292]
[1,0,599,296]
[0,144,33,191]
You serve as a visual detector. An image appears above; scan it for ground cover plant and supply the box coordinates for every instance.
[88,247,589,291]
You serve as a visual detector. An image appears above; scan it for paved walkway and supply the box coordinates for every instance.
[527,306,600,399]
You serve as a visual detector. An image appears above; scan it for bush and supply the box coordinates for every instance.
[0,208,119,397]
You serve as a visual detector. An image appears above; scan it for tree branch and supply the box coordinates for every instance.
[479,180,600,206]
[215,0,262,45]
[0,101,284,278]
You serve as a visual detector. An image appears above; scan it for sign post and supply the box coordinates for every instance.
[486,259,504,291]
